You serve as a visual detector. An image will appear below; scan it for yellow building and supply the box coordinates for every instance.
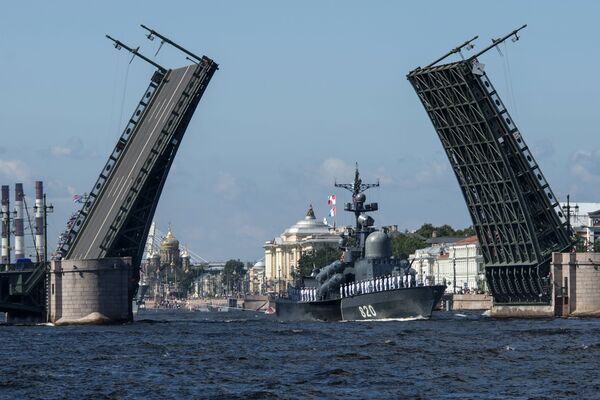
[264,206,341,294]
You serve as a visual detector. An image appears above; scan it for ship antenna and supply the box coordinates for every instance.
[335,163,379,201]
[335,163,380,254]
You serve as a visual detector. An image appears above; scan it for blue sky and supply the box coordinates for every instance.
[1,1,598,261]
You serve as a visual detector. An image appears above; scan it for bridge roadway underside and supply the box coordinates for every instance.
[68,65,195,261]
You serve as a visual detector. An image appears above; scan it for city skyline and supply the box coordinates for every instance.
[1,1,598,261]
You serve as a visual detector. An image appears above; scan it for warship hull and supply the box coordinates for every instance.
[341,285,446,320]
[275,285,445,321]
[275,298,342,321]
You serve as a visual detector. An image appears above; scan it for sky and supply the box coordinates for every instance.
[1,1,599,262]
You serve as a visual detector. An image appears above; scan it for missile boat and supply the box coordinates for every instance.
[275,166,446,321]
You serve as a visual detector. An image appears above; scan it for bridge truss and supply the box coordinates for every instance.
[58,28,218,309]
[407,27,572,305]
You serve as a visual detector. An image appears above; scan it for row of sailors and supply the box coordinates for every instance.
[286,287,317,302]
[300,287,317,302]
[293,274,431,302]
[340,274,430,298]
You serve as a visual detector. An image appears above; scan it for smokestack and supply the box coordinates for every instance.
[1,185,9,264]
[35,181,44,262]
[14,183,24,260]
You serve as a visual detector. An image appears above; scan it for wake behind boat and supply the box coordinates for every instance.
[275,166,445,321]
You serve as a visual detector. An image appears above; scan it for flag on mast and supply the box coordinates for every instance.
[329,206,336,217]
[328,195,336,205]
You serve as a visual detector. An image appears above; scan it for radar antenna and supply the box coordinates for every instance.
[335,163,379,200]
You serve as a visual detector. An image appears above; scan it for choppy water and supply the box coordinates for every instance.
[1,309,600,399]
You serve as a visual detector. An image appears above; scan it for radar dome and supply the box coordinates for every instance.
[365,231,391,259]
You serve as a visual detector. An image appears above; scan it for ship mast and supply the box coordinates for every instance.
[335,164,379,254]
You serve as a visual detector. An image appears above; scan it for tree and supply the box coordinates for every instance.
[390,234,427,260]
[415,223,475,238]
[454,226,476,237]
[594,241,600,253]
[223,259,246,295]
[297,248,342,278]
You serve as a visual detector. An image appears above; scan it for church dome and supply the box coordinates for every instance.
[253,260,265,270]
[160,227,179,248]
[283,205,331,236]
[180,247,190,258]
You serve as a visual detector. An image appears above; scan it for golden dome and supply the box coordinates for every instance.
[160,226,180,248]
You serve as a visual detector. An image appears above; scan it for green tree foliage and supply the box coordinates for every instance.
[390,223,476,260]
[415,223,475,238]
[223,259,246,293]
[594,241,600,253]
[391,234,427,260]
[297,248,342,278]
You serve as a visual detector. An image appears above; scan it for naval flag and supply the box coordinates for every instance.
[328,206,336,217]
[72,194,84,203]
[328,195,336,205]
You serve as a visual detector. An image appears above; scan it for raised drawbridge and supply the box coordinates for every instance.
[407,26,573,305]
[58,26,218,306]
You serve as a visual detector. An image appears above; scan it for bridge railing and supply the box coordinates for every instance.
[59,71,166,257]
[99,58,217,256]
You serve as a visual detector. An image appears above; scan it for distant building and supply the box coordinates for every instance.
[194,262,226,298]
[560,202,600,251]
[145,226,191,299]
[436,236,485,293]
[249,259,266,294]
[410,235,485,293]
[264,206,341,294]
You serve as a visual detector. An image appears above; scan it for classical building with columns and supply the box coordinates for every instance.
[264,206,341,294]
[410,235,485,293]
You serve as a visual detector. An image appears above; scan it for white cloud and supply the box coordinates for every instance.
[47,137,86,158]
[50,146,72,157]
[570,149,600,183]
[317,158,355,185]
[0,159,30,181]
[215,172,239,200]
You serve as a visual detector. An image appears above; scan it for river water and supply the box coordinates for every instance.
[1,309,599,399]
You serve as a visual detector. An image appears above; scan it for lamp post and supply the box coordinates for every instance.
[452,253,457,294]
[277,266,281,296]
[32,194,53,265]
[565,195,580,250]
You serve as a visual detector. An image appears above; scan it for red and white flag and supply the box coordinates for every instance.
[328,195,336,205]
[329,206,336,217]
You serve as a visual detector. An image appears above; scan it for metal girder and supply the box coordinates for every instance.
[408,58,572,305]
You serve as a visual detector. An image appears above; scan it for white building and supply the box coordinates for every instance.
[436,236,485,293]
[249,259,266,294]
[264,206,341,294]
[410,235,485,293]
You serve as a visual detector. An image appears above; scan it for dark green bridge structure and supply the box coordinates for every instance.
[407,26,573,306]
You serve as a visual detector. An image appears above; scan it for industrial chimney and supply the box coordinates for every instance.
[14,183,24,260]
[1,185,9,264]
[35,181,44,262]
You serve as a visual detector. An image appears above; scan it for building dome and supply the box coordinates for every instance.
[284,205,331,236]
[160,227,179,248]
[253,260,265,270]
[365,231,391,259]
[180,246,190,259]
